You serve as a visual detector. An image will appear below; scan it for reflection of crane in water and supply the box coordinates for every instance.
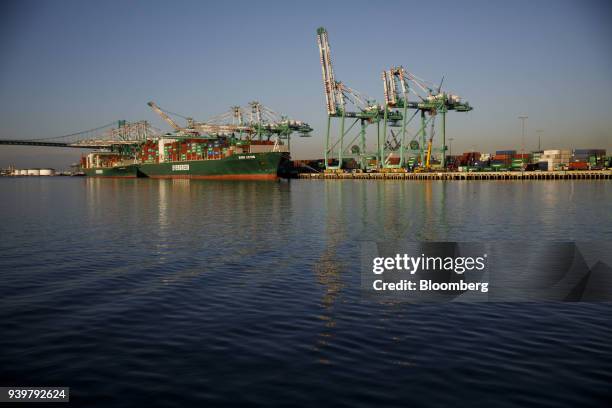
[312,183,345,363]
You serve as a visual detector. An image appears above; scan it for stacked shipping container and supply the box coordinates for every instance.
[490,150,514,170]
[539,149,571,171]
[140,140,159,163]
[140,138,284,163]
[156,138,235,162]
[570,149,606,170]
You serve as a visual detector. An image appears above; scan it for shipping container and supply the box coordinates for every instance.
[569,162,588,170]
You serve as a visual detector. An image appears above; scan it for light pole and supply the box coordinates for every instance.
[536,129,543,151]
[518,115,528,155]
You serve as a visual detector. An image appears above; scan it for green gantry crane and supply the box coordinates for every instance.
[148,101,312,149]
[316,27,402,171]
[381,66,473,170]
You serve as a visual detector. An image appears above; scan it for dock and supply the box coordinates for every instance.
[297,170,612,181]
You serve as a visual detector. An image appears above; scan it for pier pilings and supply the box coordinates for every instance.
[297,171,612,181]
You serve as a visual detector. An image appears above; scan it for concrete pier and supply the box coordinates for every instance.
[297,170,612,181]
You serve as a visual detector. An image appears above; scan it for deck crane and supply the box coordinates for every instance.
[381,66,472,170]
[317,27,402,170]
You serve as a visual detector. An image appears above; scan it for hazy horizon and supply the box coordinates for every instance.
[1,0,611,169]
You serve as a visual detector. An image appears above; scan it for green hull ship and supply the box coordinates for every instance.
[83,164,140,178]
[82,151,288,180]
[81,151,140,178]
[138,152,286,180]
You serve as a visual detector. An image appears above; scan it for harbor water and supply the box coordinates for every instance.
[0,178,611,407]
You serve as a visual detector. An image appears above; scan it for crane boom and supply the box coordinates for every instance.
[147,101,181,131]
[316,27,342,115]
[192,123,253,135]
[383,67,411,107]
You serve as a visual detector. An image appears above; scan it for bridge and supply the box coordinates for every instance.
[0,120,161,149]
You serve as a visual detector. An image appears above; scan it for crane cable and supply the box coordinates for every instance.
[26,121,120,141]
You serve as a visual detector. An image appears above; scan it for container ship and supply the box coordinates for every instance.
[80,101,312,179]
[137,137,289,180]
[81,138,290,180]
[81,152,140,178]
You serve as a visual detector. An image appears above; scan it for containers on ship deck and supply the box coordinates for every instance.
[140,140,159,163]
[153,137,236,162]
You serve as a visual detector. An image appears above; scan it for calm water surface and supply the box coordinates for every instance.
[0,178,611,407]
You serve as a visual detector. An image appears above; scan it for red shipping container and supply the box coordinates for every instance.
[569,162,588,170]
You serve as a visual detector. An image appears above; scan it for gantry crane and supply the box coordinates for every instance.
[204,102,312,148]
[147,102,184,132]
[381,66,472,170]
[147,101,312,148]
[317,27,402,170]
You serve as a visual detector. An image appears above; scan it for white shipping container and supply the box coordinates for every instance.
[543,149,571,155]
[541,154,571,160]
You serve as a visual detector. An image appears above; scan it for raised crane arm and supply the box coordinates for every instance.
[383,66,410,107]
[147,101,181,131]
[317,27,344,115]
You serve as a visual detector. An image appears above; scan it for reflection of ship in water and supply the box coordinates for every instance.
[312,182,345,364]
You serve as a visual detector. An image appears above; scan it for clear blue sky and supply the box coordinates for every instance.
[1,0,611,168]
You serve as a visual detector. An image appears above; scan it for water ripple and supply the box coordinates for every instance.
[0,178,610,407]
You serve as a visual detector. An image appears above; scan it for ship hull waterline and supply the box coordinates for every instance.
[83,164,140,178]
[137,152,286,181]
